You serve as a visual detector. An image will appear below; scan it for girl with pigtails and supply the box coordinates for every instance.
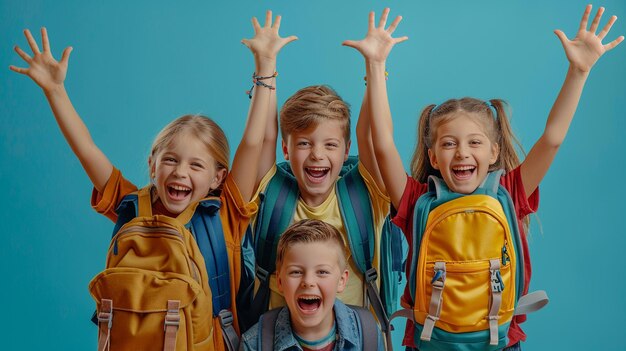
[344,4,623,350]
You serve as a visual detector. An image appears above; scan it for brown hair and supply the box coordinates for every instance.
[149,114,230,195]
[276,219,347,271]
[410,97,523,183]
[280,85,351,144]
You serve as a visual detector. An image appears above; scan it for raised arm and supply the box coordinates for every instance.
[343,8,408,208]
[521,5,623,196]
[233,11,297,201]
[355,76,387,193]
[10,28,113,192]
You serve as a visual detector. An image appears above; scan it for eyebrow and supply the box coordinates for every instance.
[439,133,487,139]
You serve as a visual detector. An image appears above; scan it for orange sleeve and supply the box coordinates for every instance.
[220,173,258,243]
[220,173,258,333]
[91,167,138,222]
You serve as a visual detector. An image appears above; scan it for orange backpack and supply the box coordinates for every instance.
[89,187,235,351]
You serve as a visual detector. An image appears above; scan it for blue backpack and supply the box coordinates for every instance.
[237,157,405,348]
[391,171,548,351]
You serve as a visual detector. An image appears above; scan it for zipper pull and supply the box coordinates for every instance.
[501,244,510,266]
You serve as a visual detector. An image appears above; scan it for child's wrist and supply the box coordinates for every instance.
[255,56,277,69]
[567,64,591,79]
[366,59,386,69]
[43,83,66,98]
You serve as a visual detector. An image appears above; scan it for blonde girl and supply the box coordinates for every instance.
[344,5,623,350]
[10,11,295,348]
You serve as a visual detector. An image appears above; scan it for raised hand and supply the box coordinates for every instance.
[241,10,298,63]
[342,8,408,63]
[10,27,73,93]
[554,4,624,73]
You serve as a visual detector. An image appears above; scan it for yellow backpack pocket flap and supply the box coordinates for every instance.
[89,267,203,312]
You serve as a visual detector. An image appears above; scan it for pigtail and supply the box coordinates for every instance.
[410,104,439,183]
[490,99,533,234]
[489,99,523,172]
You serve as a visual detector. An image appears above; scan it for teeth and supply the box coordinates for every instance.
[298,295,321,301]
[170,185,191,191]
[453,165,475,171]
[306,167,329,172]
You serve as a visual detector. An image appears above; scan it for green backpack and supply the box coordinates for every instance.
[237,156,405,349]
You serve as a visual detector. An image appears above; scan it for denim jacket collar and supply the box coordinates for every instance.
[273,300,360,351]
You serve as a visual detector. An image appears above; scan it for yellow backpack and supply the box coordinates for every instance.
[89,187,235,351]
[391,171,547,351]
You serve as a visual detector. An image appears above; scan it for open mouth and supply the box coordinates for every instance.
[305,167,330,182]
[297,295,322,312]
[452,165,476,179]
[167,184,191,201]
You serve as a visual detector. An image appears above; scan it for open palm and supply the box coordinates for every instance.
[242,10,298,61]
[555,5,624,72]
[343,8,408,63]
[10,28,72,93]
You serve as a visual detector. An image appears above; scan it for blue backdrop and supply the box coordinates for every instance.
[1,0,624,349]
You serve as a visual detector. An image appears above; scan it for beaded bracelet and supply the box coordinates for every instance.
[364,71,389,86]
[247,71,278,99]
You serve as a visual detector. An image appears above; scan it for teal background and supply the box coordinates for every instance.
[1,0,625,349]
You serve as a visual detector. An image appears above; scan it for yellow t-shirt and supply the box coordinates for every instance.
[253,161,390,308]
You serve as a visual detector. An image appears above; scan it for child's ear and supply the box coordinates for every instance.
[210,168,227,191]
[276,269,284,293]
[337,269,349,293]
[148,157,156,178]
[281,139,290,161]
[343,140,351,162]
[428,149,439,170]
[490,143,500,165]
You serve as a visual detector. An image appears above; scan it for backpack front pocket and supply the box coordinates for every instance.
[415,260,514,333]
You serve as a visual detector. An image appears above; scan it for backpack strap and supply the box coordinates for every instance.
[514,290,549,315]
[235,225,257,333]
[164,300,181,351]
[336,157,391,349]
[260,308,282,351]
[351,305,380,351]
[380,215,406,313]
[96,299,113,351]
[480,169,505,195]
[420,261,446,342]
[136,186,153,216]
[251,164,299,321]
[187,198,239,351]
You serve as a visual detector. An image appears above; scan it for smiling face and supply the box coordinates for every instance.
[282,120,350,207]
[428,113,499,194]
[150,132,226,215]
[277,240,348,340]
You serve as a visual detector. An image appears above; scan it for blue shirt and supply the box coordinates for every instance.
[239,300,384,351]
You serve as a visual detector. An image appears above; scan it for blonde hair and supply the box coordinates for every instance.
[410,97,523,183]
[280,85,351,144]
[276,219,347,272]
[149,114,230,195]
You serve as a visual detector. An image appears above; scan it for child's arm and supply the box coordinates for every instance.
[10,28,113,192]
[355,83,386,193]
[521,5,623,196]
[343,8,408,208]
[234,11,297,201]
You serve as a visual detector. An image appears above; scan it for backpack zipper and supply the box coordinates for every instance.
[110,224,199,281]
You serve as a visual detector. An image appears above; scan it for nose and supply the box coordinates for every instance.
[301,273,315,288]
[172,163,189,178]
[455,144,470,159]
[310,145,324,160]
